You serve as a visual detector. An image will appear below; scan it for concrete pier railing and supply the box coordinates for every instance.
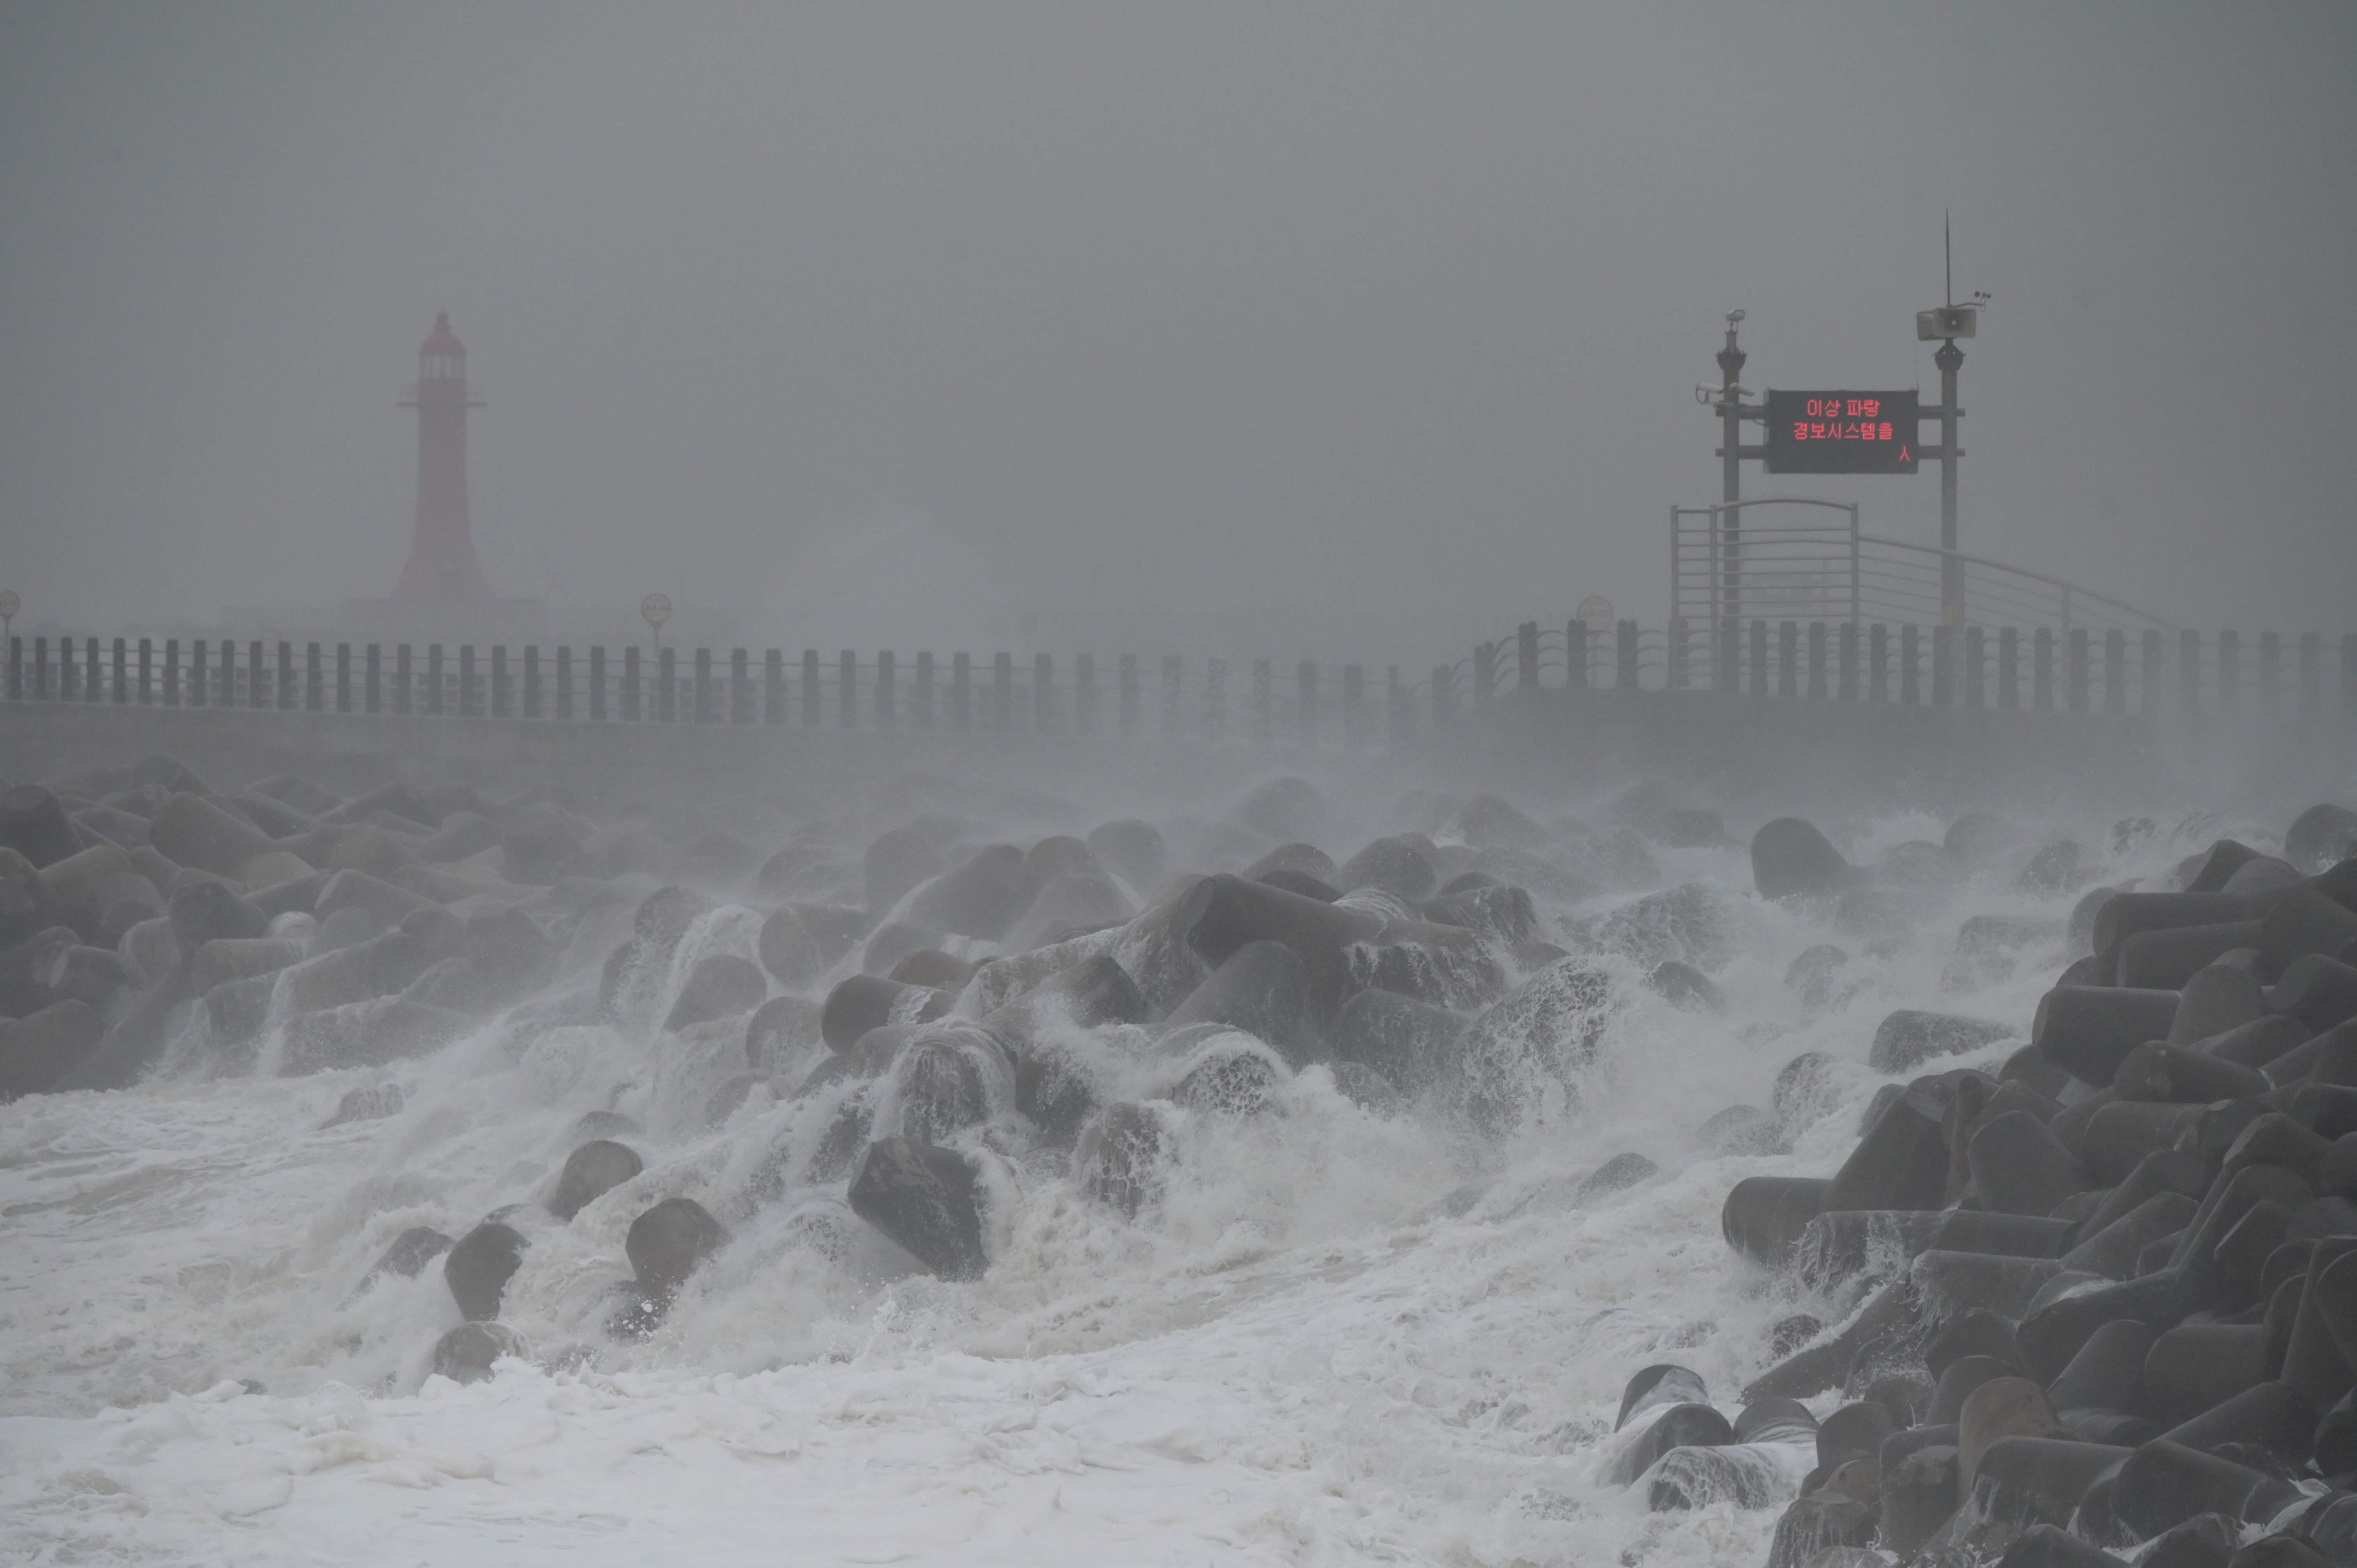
[4,622,2352,812]
[7,621,2355,743]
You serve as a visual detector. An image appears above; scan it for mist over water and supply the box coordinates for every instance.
[3,5,2353,1563]
[0,744,2288,1565]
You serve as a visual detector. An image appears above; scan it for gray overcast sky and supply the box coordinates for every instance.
[2,2,2352,664]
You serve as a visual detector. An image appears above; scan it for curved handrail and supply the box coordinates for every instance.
[1701,496,1861,519]
[1853,533,2176,631]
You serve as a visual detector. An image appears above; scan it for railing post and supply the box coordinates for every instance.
[688,648,709,722]
[109,637,126,704]
[556,646,573,720]
[1387,665,1407,743]
[1517,622,1538,690]
[2031,628,2053,712]
[189,639,206,708]
[995,651,1014,732]
[516,645,535,719]
[1777,619,1797,698]
[2299,633,2321,717]
[1618,620,1639,690]
[1930,625,1952,707]
[876,649,898,730]
[654,647,674,721]
[300,641,318,711]
[1868,623,1887,702]
[2140,630,2162,716]
[765,649,784,725]
[276,641,293,710]
[1748,620,1769,696]
[1031,652,1051,733]
[2258,632,2281,714]
[1961,625,1982,708]
[1163,655,1183,738]
[839,650,858,727]
[912,651,934,730]
[1297,660,1318,740]
[622,646,641,721]
[163,639,180,706]
[490,645,509,718]
[1122,653,1143,738]
[723,647,743,723]
[2178,629,2200,715]
[1206,657,1227,740]
[364,644,381,714]
[2104,629,2126,715]
[1567,619,1588,689]
[951,652,971,731]
[2343,634,2357,725]
[1997,627,2018,710]
[428,645,445,716]
[1342,664,1363,747]
[56,636,72,701]
[133,637,150,705]
[1838,621,1858,701]
[33,637,48,701]
[2066,629,2089,713]
[1073,653,1094,736]
[1474,643,1495,705]
[803,650,822,727]
[1671,618,1691,692]
[588,647,606,721]
[1900,623,1921,704]
[333,642,349,713]
[1715,616,1736,692]
[1806,622,1827,699]
[2218,630,2240,712]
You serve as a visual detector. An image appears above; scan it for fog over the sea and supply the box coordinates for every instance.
[2,2,2352,659]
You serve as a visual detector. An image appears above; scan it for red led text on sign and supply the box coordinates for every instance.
[1763,389,1920,475]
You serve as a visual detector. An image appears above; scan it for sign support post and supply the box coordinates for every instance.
[1717,314,1746,628]
[1935,338,1963,625]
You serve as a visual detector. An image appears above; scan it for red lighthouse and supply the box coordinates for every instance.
[394,313,492,600]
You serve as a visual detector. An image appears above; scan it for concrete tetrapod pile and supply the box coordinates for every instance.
[1603,803,2357,1567]
[2,751,1728,1390]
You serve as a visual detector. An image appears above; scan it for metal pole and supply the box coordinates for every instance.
[1848,504,1861,625]
[1717,319,1746,648]
[1936,338,1963,627]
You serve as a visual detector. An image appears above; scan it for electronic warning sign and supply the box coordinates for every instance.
[1764,389,1920,475]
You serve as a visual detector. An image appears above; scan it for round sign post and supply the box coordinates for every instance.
[1578,595,1613,628]
[0,589,17,647]
[640,592,671,652]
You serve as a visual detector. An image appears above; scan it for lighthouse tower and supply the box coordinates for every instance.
[394,313,492,600]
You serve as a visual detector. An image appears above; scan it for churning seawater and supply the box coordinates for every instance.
[0,783,2273,1566]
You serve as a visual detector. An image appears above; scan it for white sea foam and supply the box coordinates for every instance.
[0,789,2260,1563]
